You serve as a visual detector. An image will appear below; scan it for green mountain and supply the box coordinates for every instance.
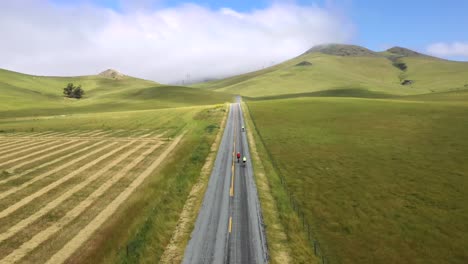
[194,44,468,98]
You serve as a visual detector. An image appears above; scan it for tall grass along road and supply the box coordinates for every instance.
[183,100,268,263]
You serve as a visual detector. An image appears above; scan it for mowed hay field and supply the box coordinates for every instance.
[0,105,226,263]
[246,96,468,263]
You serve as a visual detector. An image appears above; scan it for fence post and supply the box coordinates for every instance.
[314,241,318,256]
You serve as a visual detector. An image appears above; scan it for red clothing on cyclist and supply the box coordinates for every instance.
[237,152,241,159]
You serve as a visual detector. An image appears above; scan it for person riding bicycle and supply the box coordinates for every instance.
[236,152,241,163]
[242,126,245,132]
[242,156,247,166]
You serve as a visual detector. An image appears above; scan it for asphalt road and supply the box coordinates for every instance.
[183,101,268,264]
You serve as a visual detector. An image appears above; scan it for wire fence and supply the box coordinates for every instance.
[245,102,330,264]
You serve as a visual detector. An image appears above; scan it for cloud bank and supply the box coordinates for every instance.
[427,42,468,58]
[0,1,354,83]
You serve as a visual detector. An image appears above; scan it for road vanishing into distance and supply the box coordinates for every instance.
[183,100,268,264]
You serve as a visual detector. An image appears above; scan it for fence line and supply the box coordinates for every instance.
[244,102,330,264]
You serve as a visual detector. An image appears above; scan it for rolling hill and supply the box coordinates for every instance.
[194,44,468,98]
[0,68,232,117]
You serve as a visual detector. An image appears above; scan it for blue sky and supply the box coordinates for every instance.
[2,0,467,81]
[53,0,468,54]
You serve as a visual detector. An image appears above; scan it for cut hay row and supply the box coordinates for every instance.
[0,140,49,157]
[0,141,105,186]
[46,134,183,264]
[0,141,119,204]
[83,130,112,137]
[0,140,58,161]
[0,140,73,168]
[0,135,165,142]
[0,140,24,149]
[6,140,89,173]
[30,131,64,137]
[0,137,168,264]
[75,130,105,137]
[0,141,153,244]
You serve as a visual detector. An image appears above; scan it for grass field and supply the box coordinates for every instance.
[0,64,230,264]
[246,96,468,264]
[0,104,227,263]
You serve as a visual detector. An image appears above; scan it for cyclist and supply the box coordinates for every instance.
[236,152,241,163]
[242,126,245,132]
[242,156,247,166]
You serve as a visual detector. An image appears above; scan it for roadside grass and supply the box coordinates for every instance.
[159,103,229,263]
[242,102,317,264]
[57,105,227,264]
[246,96,468,264]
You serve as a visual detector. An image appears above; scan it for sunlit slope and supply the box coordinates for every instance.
[0,68,157,110]
[0,68,232,117]
[195,45,468,97]
[401,57,468,92]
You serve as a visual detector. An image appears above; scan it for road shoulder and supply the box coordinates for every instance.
[160,103,230,264]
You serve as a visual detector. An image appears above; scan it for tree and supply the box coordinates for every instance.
[63,83,74,97]
[63,83,85,99]
[72,85,84,99]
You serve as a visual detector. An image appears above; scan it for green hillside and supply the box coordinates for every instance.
[195,44,468,97]
[0,68,232,117]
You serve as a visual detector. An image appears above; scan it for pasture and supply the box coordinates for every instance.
[246,95,468,263]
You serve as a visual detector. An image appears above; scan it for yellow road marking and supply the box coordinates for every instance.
[230,163,235,197]
[229,216,232,233]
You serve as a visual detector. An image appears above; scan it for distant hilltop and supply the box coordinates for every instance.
[305,43,431,58]
[98,69,125,79]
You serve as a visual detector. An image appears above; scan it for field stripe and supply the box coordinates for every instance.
[0,141,115,202]
[55,131,87,137]
[0,141,128,219]
[0,141,60,162]
[0,140,73,168]
[84,131,111,137]
[0,140,49,157]
[0,141,104,186]
[45,134,183,264]
[0,139,24,149]
[34,132,66,137]
[40,131,81,138]
[0,137,168,264]
[30,131,57,137]
[0,141,152,244]
[6,140,89,172]
[75,130,103,137]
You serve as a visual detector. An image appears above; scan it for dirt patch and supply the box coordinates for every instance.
[160,104,229,264]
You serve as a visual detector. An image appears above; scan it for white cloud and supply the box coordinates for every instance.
[427,42,468,58]
[0,0,354,83]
